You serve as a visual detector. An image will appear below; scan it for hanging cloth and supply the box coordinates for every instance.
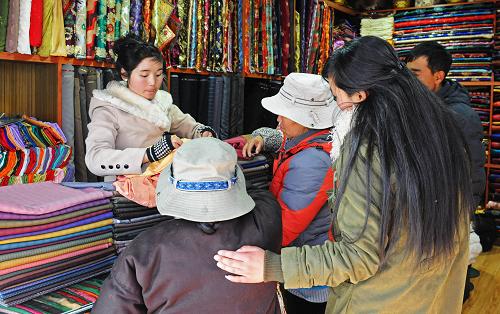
[0,0,9,51]
[120,0,130,37]
[129,0,142,36]
[106,0,117,61]
[86,0,98,59]
[51,0,68,56]
[142,0,151,42]
[74,0,87,58]
[114,0,122,41]
[63,0,77,57]
[5,0,20,53]
[17,0,32,54]
[94,0,107,61]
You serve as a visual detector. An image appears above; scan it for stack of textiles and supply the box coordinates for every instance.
[360,16,394,44]
[111,196,172,254]
[467,87,491,136]
[0,182,115,306]
[0,115,73,186]
[0,273,108,313]
[294,1,345,75]
[491,88,500,167]
[169,73,245,140]
[494,6,500,80]
[0,0,180,62]
[393,3,495,82]
[238,155,273,190]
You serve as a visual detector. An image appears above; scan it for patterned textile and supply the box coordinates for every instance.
[74,0,87,58]
[105,0,117,61]
[129,0,142,36]
[120,0,130,37]
[86,0,98,59]
[94,0,107,61]
[63,0,77,57]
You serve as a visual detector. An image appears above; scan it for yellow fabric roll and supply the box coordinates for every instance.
[38,0,54,57]
[0,238,112,270]
[0,219,113,245]
[50,0,67,56]
[294,11,300,72]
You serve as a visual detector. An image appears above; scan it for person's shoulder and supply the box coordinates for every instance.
[292,146,331,168]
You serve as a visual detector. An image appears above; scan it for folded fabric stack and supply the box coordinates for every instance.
[494,7,500,80]
[0,182,115,306]
[491,90,500,169]
[0,273,108,314]
[468,87,491,136]
[0,116,73,186]
[238,155,273,190]
[111,196,172,254]
[360,16,394,43]
[393,3,495,82]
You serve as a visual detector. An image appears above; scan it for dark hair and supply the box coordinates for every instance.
[405,41,452,76]
[323,36,472,263]
[113,34,164,78]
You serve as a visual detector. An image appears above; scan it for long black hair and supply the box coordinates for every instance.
[323,36,473,263]
[113,34,164,78]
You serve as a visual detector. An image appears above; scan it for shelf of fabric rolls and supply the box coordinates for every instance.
[0,52,114,68]
[323,1,359,16]
[362,0,496,14]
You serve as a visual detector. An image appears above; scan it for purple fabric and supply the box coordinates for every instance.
[0,182,112,215]
[0,212,113,241]
[0,199,110,220]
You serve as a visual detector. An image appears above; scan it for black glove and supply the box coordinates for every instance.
[146,132,175,162]
[197,125,217,138]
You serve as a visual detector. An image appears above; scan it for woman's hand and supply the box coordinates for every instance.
[170,135,183,148]
[214,246,265,283]
[242,136,264,158]
[201,131,213,137]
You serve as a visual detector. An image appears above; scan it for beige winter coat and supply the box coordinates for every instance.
[85,81,205,179]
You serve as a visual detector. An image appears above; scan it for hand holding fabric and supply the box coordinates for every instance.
[214,246,266,283]
[145,132,182,162]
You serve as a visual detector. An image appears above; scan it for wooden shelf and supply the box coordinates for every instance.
[364,0,495,14]
[168,67,285,80]
[324,1,358,15]
[486,163,500,169]
[0,52,114,68]
[460,81,495,86]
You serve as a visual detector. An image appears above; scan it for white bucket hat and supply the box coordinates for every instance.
[156,137,255,222]
[261,72,337,129]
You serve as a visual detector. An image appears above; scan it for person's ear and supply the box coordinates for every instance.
[120,69,128,81]
[354,90,368,103]
[434,70,446,86]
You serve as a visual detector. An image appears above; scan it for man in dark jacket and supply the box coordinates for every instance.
[406,41,486,302]
[92,138,282,313]
[406,41,486,207]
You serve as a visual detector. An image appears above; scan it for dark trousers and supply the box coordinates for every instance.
[281,288,327,314]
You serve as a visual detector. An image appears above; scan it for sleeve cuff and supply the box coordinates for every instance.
[263,250,284,283]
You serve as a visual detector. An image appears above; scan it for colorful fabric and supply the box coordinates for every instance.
[51,0,68,56]
[85,0,98,59]
[74,0,87,58]
[105,0,117,61]
[94,0,107,61]
[129,0,142,36]
[120,0,130,37]
[63,0,77,57]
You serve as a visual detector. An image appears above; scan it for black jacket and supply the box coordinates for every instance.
[437,79,486,207]
[92,187,282,314]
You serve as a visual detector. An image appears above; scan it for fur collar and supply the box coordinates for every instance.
[330,108,355,163]
[92,81,173,129]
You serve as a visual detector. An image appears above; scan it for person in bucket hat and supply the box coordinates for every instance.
[242,72,349,314]
[92,138,282,314]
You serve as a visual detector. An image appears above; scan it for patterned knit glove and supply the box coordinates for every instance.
[146,132,175,162]
[196,125,217,138]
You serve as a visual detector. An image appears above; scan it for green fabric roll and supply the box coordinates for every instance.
[0,0,8,51]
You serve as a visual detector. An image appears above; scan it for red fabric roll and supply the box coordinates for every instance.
[29,0,43,47]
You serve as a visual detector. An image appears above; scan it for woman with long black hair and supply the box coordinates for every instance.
[214,36,473,313]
